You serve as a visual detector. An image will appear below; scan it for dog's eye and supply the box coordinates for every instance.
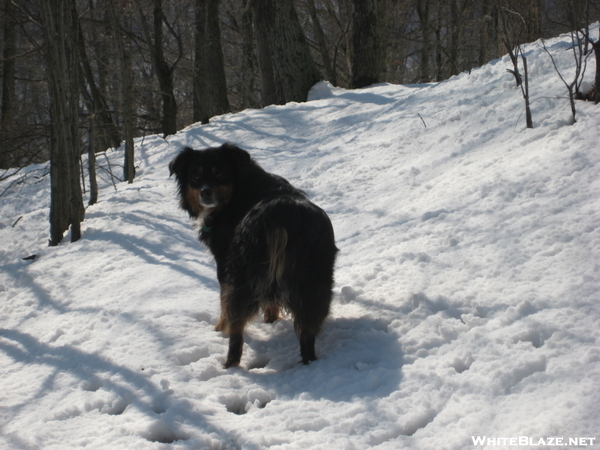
[214,171,225,181]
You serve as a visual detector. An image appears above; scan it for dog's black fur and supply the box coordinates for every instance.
[169,144,338,368]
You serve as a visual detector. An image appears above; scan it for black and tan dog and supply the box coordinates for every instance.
[169,144,337,368]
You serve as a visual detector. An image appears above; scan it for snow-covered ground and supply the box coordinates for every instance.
[1,27,599,450]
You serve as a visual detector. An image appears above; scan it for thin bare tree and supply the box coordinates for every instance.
[39,0,85,245]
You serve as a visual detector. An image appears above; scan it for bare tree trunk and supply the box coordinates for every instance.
[434,0,444,81]
[193,0,230,123]
[152,0,178,136]
[594,40,600,104]
[239,4,256,108]
[339,0,353,83]
[376,0,391,83]
[582,0,600,104]
[97,8,112,100]
[478,0,491,67]
[522,54,533,128]
[251,0,321,105]
[108,1,136,183]
[252,0,277,106]
[525,0,541,42]
[416,0,430,82]
[449,0,471,76]
[40,0,84,245]
[350,0,380,88]
[206,0,230,118]
[77,21,121,151]
[1,0,16,169]
[307,0,336,85]
[137,0,182,136]
[88,116,99,206]
[193,0,209,124]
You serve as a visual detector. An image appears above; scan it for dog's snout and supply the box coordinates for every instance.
[201,185,212,199]
[200,185,216,205]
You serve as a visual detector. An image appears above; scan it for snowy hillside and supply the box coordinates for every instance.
[1,28,599,450]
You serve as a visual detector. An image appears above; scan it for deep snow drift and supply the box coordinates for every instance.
[1,28,599,450]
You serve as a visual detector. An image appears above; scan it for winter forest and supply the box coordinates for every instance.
[1,0,600,245]
[2,2,598,157]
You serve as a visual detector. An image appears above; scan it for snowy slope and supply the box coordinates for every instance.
[1,28,599,450]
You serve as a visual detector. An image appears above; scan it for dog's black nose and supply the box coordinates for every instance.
[201,186,213,200]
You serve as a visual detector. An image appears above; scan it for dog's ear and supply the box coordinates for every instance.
[169,147,196,177]
[220,143,251,170]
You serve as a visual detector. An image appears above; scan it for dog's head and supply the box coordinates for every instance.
[169,143,251,217]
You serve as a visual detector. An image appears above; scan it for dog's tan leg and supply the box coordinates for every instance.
[295,320,319,364]
[215,314,227,332]
[215,283,230,332]
[225,319,247,368]
[263,303,280,323]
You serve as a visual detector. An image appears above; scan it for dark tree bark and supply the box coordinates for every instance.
[1,0,17,169]
[39,0,85,245]
[449,0,472,76]
[153,0,178,136]
[525,0,542,42]
[434,0,444,81]
[478,0,492,67]
[193,0,230,124]
[251,0,277,105]
[138,0,182,137]
[87,116,99,206]
[251,0,321,106]
[307,0,336,85]
[96,9,112,101]
[193,0,209,124]
[350,0,379,88]
[376,0,392,83]
[594,40,600,103]
[580,0,600,104]
[109,1,136,183]
[77,21,121,151]
[416,0,430,82]
[239,4,256,108]
[522,54,533,128]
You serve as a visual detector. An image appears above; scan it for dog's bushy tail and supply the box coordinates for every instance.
[266,227,288,288]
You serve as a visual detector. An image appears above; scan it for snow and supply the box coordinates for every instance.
[1,28,599,450]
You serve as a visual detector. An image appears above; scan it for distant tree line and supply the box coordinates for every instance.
[0,0,598,244]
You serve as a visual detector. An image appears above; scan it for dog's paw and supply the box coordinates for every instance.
[224,357,241,369]
[224,335,243,368]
